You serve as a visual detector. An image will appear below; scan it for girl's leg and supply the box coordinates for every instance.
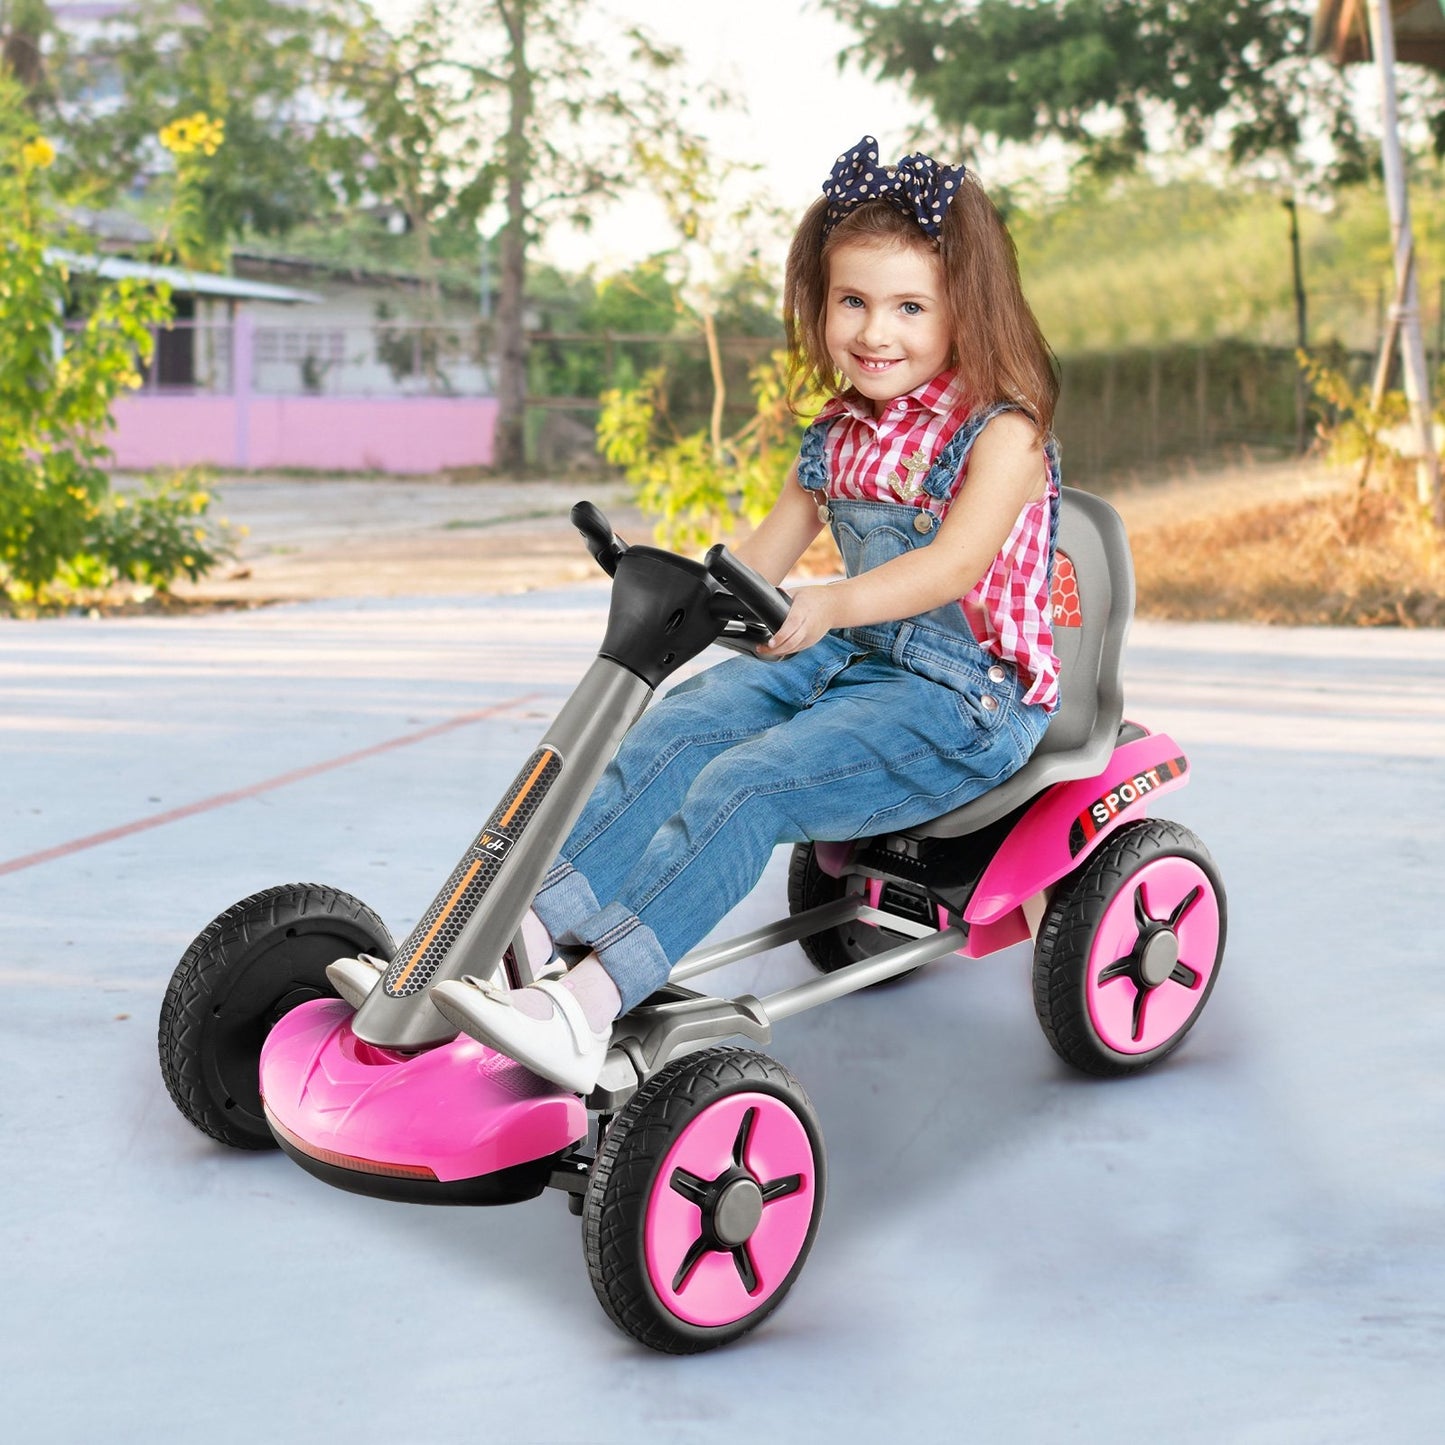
[434,656,1042,1091]
[542,657,1044,1013]
[531,641,855,943]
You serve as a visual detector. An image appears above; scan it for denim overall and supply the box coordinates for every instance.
[533,405,1060,1010]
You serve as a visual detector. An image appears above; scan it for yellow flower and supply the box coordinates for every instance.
[160,112,225,159]
[21,136,56,169]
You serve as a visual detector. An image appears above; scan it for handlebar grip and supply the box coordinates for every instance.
[704,544,793,633]
[570,500,628,576]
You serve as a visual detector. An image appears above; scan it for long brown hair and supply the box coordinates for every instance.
[783,175,1059,433]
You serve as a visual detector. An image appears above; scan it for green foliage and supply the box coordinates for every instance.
[45,0,344,238]
[597,355,809,551]
[0,74,232,609]
[1011,172,1445,355]
[1299,355,1412,481]
[823,0,1374,180]
[87,472,238,590]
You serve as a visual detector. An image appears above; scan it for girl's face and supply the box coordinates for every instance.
[823,239,952,414]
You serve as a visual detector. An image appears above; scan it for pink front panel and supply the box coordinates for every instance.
[965,733,1191,926]
[259,999,586,1181]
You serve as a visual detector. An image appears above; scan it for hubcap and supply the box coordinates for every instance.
[711,1176,765,1247]
[1086,855,1213,1051]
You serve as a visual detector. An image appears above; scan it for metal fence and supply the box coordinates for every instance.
[124,319,496,398]
[104,317,1388,477]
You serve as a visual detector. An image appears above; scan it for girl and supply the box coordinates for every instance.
[429,135,1062,1091]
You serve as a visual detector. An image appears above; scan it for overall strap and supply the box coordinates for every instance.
[796,414,843,495]
[919,401,1023,503]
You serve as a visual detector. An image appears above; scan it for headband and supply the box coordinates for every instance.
[821,135,967,238]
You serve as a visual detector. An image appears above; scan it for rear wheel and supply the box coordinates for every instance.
[582,1047,825,1353]
[1033,819,1226,1076]
[158,883,394,1148]
[786,841,930,978]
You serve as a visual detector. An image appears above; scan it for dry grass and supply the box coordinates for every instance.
[1130,487,1445,627]
[792,457,1445,627]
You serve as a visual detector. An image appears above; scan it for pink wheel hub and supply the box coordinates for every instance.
[1086,856,1220,1054]
[643,1091,818,1329]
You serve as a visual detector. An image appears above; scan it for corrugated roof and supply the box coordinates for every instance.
[47,250,321,304]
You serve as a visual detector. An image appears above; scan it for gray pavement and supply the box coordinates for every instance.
[2,592,1444,1444]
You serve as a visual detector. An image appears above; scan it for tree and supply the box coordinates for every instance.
[822,0,1383,181]
[398,0,721,472]
[42,0,346,236]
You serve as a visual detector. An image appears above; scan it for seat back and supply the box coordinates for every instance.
[909,486,1134,839]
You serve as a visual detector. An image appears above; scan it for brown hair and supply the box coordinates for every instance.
[783,176,1059,433]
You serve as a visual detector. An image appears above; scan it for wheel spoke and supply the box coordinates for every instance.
[760,1173,803,1203]
[1167,884,1204,931]
[1133,885,1154,934]
[1096,955,1135,986]
[671,1234,712,1293]
[731,1243,759,1294]
[1169,961,1201,988]
[1130,985,1149,1042]
[731,1106,757,1171]
[669,1167,711,1208]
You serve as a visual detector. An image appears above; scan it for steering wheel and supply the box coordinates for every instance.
[570,502,792,654]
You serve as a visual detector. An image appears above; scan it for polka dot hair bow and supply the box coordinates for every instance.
[821,135,967,237]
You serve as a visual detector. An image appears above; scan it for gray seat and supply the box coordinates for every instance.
[907,487,1135,839]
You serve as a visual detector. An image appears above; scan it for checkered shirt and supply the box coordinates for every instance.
[817,371,1061,710]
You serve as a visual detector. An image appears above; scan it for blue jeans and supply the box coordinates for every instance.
[532,633,1049,1011]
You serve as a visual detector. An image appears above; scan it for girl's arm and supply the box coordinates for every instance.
[760,412,1047,658]
[729,461,824,582]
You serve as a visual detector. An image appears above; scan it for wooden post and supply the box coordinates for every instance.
[1285,196,1310,453]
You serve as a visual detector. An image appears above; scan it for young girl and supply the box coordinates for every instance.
[429,135,1062,1091]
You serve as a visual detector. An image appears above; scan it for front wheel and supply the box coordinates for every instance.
[582,1047,826,1353]
[158,883,394,1149]
[1033,819,1226,1077]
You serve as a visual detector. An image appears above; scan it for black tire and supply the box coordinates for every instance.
[1033,819,1226,1077]
[582,1047,826,1353]
[158,883,394,1149]
[786,841,925,978]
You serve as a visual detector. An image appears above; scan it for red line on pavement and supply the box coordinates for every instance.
[0,693,543,878]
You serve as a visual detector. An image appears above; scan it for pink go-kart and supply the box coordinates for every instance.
[158,492,1226,1353]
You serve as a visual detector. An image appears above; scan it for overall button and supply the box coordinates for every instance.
[913,511,935,534]
[987,664,1007,684]
[980,694,999,712]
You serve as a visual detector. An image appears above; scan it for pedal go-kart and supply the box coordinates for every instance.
[158,492,1226,1354]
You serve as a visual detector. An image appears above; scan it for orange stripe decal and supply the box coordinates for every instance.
[389,857,484,994]
[499,749,556,828]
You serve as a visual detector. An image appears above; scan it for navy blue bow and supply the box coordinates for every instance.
[821,135,967,238]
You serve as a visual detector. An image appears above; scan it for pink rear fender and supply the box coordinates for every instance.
[965,731,1191,929]
[259,999,587,1182]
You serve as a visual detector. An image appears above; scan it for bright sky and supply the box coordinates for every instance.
[534,0,920,274]
[375,0,922,276]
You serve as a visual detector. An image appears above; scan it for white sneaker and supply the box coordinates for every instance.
[429,976,611,1094]
[326,953,388,1009]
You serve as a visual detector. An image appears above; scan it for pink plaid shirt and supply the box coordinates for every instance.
[817,371,1060,710]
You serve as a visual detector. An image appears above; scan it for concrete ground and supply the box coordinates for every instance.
[3,517,1444,1441]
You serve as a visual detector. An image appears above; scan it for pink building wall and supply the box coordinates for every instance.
[110,393,499,474]
[110,312,499,475]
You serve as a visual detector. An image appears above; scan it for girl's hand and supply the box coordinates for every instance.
[757,584,840,659]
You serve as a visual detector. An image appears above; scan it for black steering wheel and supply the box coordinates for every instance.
[570,501,792,654]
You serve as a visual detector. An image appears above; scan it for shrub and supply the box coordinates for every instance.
[0,74,232,609]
